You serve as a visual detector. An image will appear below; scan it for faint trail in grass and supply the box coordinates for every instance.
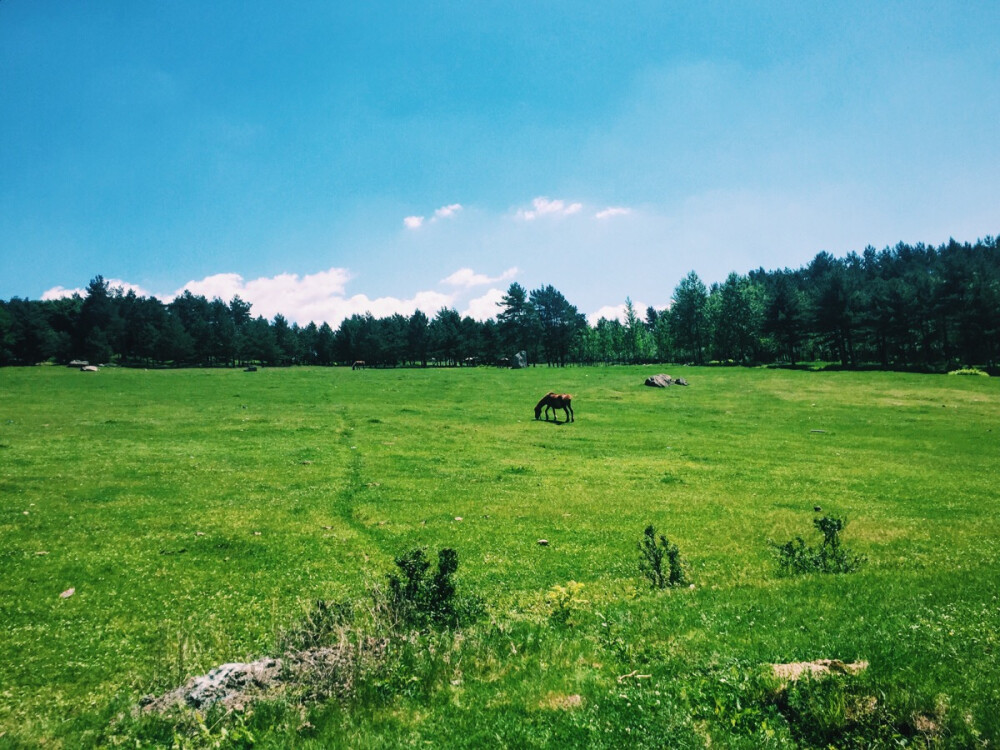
[326,409,382,552]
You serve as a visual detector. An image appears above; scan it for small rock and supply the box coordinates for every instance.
[252,531,261,536]
[454,516,463,522]
[36,550,49,556]
[60,588,75,598]
[195,531,205,536]
[537,539,549,546]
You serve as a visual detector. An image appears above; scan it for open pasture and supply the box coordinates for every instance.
[1,365,998,747]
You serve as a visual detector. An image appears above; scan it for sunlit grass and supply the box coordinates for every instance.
[1,364,998,746]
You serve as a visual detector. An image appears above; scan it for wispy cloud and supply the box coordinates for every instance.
[516,197,583,221]
[404,202,464,229]
[434,203,463,219]
[595,206,632,220]
[441,266,518,288]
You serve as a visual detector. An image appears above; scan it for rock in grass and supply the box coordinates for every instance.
[537,539,549,546]
[645,374,689,387]
[60,588,75,599]
[142,658,284,712]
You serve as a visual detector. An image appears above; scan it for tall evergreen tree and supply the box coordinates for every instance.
[669,271,709,364]
[529,285,584,366]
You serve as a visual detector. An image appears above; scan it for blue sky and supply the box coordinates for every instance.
[2,1,998,325]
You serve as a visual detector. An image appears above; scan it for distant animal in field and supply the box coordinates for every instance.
[352,360,366,370]
[534,392,574,423]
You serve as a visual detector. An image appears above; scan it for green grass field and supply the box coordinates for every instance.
[1,365,998,747]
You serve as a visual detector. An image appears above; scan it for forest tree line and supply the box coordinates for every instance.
[1,237,998,371]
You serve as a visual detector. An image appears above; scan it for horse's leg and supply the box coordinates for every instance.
[568,403,574,422]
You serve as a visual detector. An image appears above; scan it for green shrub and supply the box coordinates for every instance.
[948,367,989,376]
[384,547,482,629]
[775,516,866,575]
[638,524,688,589]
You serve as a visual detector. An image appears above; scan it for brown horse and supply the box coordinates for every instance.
[352,360,366,370]
[534,392,574,422]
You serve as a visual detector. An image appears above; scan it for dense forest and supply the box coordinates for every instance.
[2,237,998,371]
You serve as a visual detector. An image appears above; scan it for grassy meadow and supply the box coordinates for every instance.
[1,364,998,747]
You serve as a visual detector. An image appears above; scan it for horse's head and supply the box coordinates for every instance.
[534,403,543,420]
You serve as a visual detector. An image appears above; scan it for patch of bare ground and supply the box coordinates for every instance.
[771,658,868,683]
[538,692,583,711]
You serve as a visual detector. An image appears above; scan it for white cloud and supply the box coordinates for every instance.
[441,266,518,288]
[587,304,629,325]
[41,279,151,300]
[595,206,632,220]
[516,197,583,221]
[41,285,86,300]
[404,202,463,229]
[462,288,506,321]
[434,203,463,219]
[586,301,664,326]
[165,268,458,327]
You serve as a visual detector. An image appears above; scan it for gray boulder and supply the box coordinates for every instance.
[512,350,528,369]
[644,374,689,387]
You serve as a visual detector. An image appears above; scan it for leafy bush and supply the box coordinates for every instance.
[384,547,482,629]
[545,581,587,625]
[775,516,866,575]
[638,524,688,589]
[948,367,989,376]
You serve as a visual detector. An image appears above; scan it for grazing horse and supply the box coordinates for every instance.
[534,392,574,423]
[352,360,366,370]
